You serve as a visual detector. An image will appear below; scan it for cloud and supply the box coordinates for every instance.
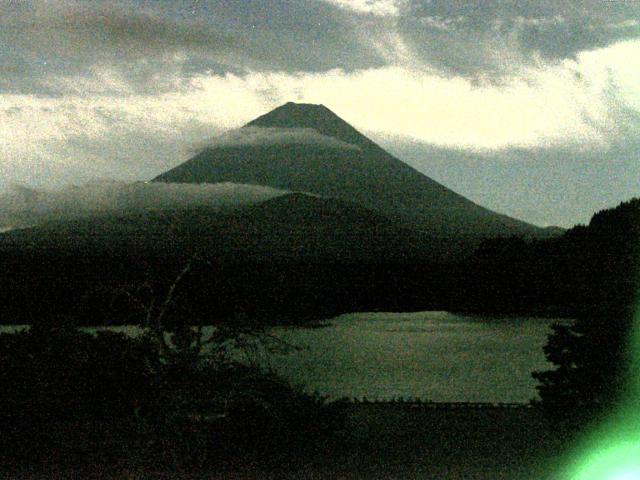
[1,37,639,191]
[417,16,463,31]
[0,74,273,188]
[3,0,638,104]
[318,0,407,17]
[0,0,387,96]
[239,39,639,150]
[398,1,640,79]
[194,127,362,152]
[0,182,287,231]
[380,131,640,228]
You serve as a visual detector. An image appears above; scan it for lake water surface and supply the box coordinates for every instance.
[265,311,560,403]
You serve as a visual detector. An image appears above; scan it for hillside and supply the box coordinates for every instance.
[0,192,460,325]
[0,192,445,262]
[459,197,640,315]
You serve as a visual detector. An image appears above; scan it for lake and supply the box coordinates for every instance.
[263,311,560,403]
[0,311,561,404]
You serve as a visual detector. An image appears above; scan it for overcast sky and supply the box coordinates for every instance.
[1,0,639,227]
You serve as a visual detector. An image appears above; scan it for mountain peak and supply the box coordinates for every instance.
[284,101,327,108]
[267,101,331,114]
[245,102,373,148]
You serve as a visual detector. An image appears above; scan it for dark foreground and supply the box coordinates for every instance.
[4,404,568,480]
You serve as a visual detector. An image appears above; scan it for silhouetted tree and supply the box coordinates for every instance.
[105,257,341,464]
[532,199,640,427]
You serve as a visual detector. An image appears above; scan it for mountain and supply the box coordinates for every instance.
[154,102,552,240]
[0,103,565,325]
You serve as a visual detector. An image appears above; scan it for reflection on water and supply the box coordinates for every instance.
[0,311,562,403]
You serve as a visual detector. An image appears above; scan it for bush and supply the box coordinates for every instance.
[0,325,345,470]
[0,326,156,463]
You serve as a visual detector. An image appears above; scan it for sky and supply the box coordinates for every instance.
[0,0,639,228]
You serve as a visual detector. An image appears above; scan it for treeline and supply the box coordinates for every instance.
[529,199,640,428]
[0,252,469,327]
[0,199,638,327]
[459,198,640,432]
[460,198,640,317]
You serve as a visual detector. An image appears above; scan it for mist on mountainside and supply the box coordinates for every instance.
[0,181,288,231]
[190,126,362,153]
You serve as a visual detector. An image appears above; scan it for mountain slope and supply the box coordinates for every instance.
[154,102,550,239]
[0,192,443,262]
[215,192,453,261]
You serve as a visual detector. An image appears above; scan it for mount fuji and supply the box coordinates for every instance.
[154,102,552,240]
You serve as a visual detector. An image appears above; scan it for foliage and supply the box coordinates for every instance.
[0,326,155,463]
[532,198,640,428]
[0,260,345,469]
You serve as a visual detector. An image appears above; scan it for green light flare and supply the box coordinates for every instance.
[567,437,640,480]
[561,302,640,480]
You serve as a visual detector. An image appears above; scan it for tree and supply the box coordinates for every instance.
[111,255,292,367]
[0,255,340,469]
[532,199,640,427]
[107,255,341,466]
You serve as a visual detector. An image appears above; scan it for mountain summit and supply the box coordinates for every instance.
[245,102,376,149]
[153,102,549,240]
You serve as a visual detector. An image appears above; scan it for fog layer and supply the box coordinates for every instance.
[193,126,362,153]
[0,182,288,231]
